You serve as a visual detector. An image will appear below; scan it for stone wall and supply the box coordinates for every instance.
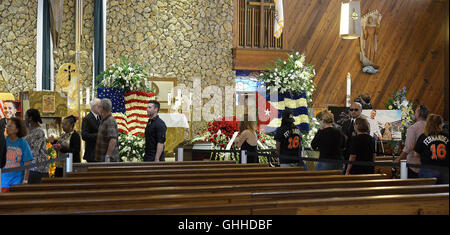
[1,0,236,135]
[106,0,236,134]
[0,0,37,96]
[0,0,94,96]
[106,0,235,88]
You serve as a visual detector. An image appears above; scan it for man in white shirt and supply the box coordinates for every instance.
[367,110,381,140]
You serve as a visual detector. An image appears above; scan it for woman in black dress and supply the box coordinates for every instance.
[234,115,258,163]
[312,110,345,171]
[345,117,376,175]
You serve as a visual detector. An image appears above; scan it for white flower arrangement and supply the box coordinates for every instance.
[118,132,145,162]
[302,115,320,148]
[259,51,316,104]
[385,87,415,141]
[96,57,155,94]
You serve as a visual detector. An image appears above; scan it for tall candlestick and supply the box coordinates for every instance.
[346,72,351,107]
[86,88,90,105]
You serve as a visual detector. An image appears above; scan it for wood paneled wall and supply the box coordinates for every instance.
[283,0,448,119]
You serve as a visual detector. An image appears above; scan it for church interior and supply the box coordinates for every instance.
[0,0,448,219]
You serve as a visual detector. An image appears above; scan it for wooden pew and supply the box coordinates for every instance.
[374,160,399,179]
[10,174,389,192]
[73,161,238,172]
[83,163,268,172]
[66,166,305,177]
[42,170,343,184]
[62,193,448,215]
[3,178,437,201]
[0,184,447,215]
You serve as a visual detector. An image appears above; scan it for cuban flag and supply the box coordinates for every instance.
[257,87,309,134]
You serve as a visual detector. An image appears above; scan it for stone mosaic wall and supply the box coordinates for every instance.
[106,0,235,88]
[106,0,236,134]
[0,0,37,96]
[1,0,236,135]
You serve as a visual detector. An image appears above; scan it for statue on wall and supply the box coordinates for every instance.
[360,10,382,74]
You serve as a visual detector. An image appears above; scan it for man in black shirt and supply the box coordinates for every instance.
[341,102,362,173]
[144,100,167,162]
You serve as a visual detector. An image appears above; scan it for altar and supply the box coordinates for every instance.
[159,113,189,158]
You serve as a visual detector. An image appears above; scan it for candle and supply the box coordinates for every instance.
[86,88,90,105]
[346,73,351,107]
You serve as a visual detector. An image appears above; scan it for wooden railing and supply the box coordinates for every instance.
[237,0,283,49]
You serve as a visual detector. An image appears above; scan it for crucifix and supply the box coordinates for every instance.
[64,64,76,81]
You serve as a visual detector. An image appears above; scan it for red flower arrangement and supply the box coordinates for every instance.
[191,116,275,150]
[192,116,240,149]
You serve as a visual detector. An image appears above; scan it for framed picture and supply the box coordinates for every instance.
[149,77,177,113]
[42,95,56,113]
[361,109,402,140]
[0,100,23,119]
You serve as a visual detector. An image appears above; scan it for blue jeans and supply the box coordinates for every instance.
[280,161,309,170]
[316,161,343,171]
[419,168,449,184]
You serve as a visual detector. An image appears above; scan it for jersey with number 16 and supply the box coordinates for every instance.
[414,133,449,168]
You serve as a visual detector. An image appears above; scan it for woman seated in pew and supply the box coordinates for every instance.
[50,115,81,177]
[311,110,345,171]
[234,115,259,163]
[1,118,33,192]
[345,117,376,175]
[413,114,449,184]
[24,109,48,184]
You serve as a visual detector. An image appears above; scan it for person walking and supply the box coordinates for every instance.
[275,109,306,168]
[311,110,345,171]
[394,105,429,178]
[341,102,363,173]
[414,114,449,184]
[24,109,48,184]
[345,117,376,175]
[95,98,119,162]
[144,101,167,162]
[81,98,101,162]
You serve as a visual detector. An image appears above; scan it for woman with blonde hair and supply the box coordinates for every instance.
[234,115,259,163]
[414,114,448,184]
[311,110,345,171]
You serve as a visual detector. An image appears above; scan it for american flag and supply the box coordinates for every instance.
[97,88,155,136]
[124,91,155,136]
